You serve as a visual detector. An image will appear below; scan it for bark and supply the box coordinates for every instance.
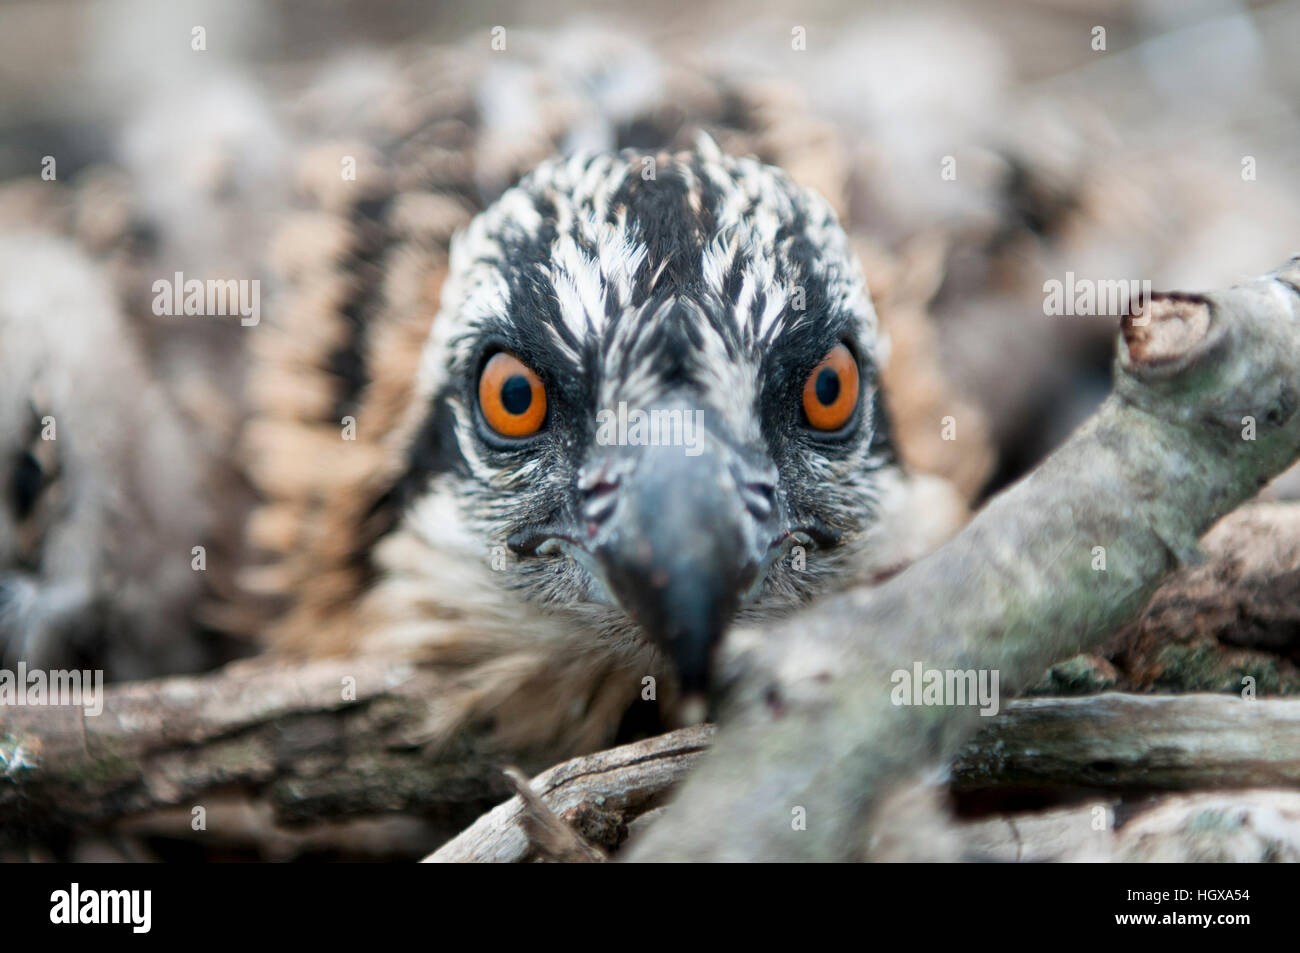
[959,789,1300,863]
[626,263,1300,861]
[1100,501,1300,692]
[426,726,712,862]
[426,695,1300,861]
[4,658,1298,858]
[953,693,1300,794]
[0,655,515,850]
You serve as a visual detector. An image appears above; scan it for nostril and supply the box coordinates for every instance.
[728,458,779,522]
[740,480,777,520]
[581,478,620,523]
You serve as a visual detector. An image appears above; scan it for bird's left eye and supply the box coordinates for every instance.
[802,344,860,432]
[478,351,548,438]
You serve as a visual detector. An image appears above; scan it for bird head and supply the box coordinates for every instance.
[0,235,211,679]
[390,140,897,706]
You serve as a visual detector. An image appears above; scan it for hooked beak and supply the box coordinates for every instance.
[593,444,771,695]
[514,406,827,702]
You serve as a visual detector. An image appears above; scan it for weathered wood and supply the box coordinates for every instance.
[499,766,607,862]
[428,695,1300,861]
[427,726,713,863]
[628,265,1300,861]
[958,789,1300,862]
[955,693,1300,794]
[0,655,516,850]
[1101,501,1300,693]
[5,638,1300,861]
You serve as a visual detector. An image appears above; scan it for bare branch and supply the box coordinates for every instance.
[955,694,1300,794]
[627,262,1300,862]
[0,655,515,849]
[427,727,712,863]
[429,695,1300,861]
[500,766,607,862]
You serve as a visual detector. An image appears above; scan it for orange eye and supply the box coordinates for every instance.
[802,344,860,432]
[478,352,547,438]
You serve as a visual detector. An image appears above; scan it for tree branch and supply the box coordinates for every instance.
[5,657,1298,858]
[626,262,1300,861]
[426,726,712,862]
[0,655,516,851]
[953,693,1300,795]
[426,695,1300,861]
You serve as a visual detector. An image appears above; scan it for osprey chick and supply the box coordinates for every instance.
[252,135,960,758]
[400,142,893,689]
[0,235,214,678]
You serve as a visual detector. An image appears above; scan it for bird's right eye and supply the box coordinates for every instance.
[478,352,548,438]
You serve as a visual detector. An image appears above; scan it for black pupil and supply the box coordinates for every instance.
[814,367,840,406]
[500,374,533,415]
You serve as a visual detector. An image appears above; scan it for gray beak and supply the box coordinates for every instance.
[577,415,782,695]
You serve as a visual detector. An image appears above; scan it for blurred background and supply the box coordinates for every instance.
[5,0,1299,495]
